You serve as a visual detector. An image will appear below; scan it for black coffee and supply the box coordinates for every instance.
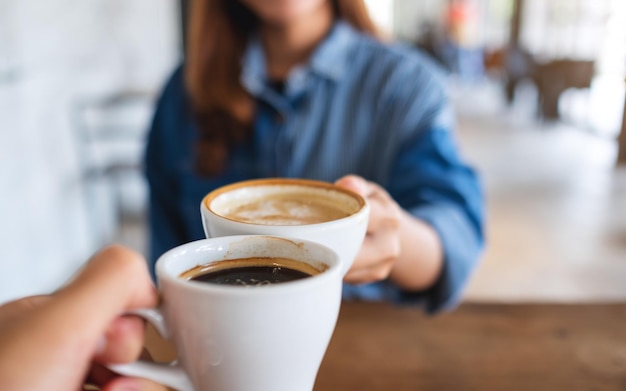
[180,257,322,286]
[191,265,311,286]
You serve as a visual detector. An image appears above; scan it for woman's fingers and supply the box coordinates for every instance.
[336,175,403,284]
[344,232,399,284]
[335,175,370,197]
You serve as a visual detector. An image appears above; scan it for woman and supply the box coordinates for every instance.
[146,0,484,313]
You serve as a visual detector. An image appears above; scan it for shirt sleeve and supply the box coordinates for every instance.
[144,67,189,279]
[383,51,485,313]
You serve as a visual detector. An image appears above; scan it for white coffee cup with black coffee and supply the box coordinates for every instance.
[109,235,342,391]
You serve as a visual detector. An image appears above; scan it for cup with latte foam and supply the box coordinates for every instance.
[201,178,370,276]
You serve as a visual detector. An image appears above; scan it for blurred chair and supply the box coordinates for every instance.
[496,45,595,121]
[532,60,595,120]
[72,91,156,247]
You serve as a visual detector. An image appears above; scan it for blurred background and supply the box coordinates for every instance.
[1,0,625,305]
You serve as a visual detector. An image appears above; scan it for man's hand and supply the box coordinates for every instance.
[0,245,167,391]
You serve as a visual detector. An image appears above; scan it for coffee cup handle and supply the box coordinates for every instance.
[107,308,195,391]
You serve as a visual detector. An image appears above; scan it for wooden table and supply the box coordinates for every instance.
[315,302,626,391]
[146,302,626,391]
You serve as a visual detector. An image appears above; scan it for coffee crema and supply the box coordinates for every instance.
[180,257,323,286]
[206,181,363,226]
[223,193,350,225]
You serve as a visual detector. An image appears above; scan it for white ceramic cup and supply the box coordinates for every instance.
[201,178,370,276]
[110,235,342,391]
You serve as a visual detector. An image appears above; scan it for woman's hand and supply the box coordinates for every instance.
[0,245,166,391]
[336,175,443,290]
[335,175,403,284]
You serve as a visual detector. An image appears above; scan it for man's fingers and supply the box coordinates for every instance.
[85,363,117,388]
[102,377,169,391]
[0,296,50,331]
[6,245,159,387]
[49,245,158,344]
[59,245,158,312]
[0,246,159,391]
[93,316,146,364]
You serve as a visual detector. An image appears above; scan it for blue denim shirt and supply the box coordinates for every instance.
[145,21,484,313]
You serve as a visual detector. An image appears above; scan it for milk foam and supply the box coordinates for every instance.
[226,196,349,225]
[209,184,362,226]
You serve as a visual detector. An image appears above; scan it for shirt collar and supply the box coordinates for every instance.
[308,20,357,81]
[240,20,358,97]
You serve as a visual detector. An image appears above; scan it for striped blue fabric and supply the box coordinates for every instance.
[145,21,485,313]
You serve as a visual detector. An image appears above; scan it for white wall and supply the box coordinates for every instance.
[364,0,394,35]
[0,0,180,304]
[392,0,446,41]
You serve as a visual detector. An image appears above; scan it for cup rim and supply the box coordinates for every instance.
[201,178,368,227]
[156,235,342,296]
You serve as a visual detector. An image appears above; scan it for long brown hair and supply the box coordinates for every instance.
[185,0,379,176]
